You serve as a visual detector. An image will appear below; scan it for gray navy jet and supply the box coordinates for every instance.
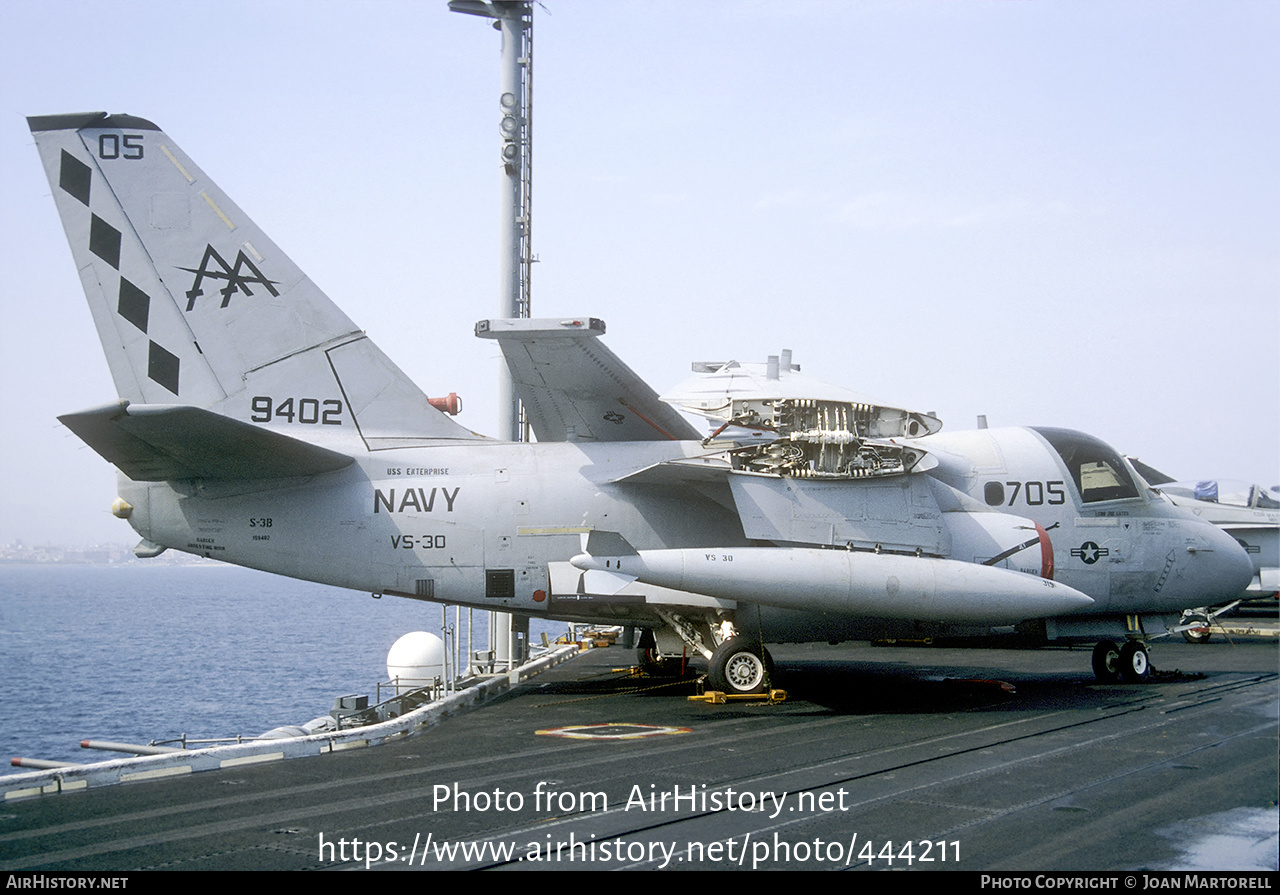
[28,113,1254,694]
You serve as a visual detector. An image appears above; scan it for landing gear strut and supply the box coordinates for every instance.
[636,629,681,677]
[1181,612,1212,644]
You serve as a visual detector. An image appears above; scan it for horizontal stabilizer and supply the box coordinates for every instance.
[476,317,699,442]
[59,402,354,481]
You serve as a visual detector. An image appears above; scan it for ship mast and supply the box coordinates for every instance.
[449,0,534,442]
[449,0,535,668]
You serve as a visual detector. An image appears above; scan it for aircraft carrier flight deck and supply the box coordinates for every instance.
[2,634,1276,872]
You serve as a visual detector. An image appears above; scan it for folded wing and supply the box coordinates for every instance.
[475,317,699,443]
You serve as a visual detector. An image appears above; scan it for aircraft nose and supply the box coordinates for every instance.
[1194,523,1255,601]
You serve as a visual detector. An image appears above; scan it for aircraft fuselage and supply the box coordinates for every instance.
[117,426,1252,641]
[119,438,742,610]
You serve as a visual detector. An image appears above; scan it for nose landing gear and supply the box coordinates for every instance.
[1092,639,1150,683]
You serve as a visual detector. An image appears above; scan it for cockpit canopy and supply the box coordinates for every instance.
[1031,427,1141,503]
[1162,480,1280,510]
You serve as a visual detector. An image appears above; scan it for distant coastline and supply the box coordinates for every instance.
[0,542,218,566]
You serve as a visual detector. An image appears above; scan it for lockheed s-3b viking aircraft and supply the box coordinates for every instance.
[29,113,1254,694]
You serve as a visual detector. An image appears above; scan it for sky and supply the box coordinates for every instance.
[1,0,1276,546]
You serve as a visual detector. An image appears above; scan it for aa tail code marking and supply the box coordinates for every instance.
[181,244,280,309]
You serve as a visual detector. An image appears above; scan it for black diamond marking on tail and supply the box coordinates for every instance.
[117,278,150,333]
[59,151,91,207]
[148,341,180,395]
[61,144,183,396]
[89,215,121,269]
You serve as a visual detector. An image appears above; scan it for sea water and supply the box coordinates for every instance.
[0,563,573,772]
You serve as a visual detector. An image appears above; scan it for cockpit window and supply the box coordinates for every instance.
[1031,427,1141,503]
[1164,480,1280,509]
[1256,486,1280,509]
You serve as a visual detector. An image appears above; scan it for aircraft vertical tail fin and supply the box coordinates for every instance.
[28,113,479,448]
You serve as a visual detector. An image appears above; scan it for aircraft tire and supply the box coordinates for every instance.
[708,637,773,695]
[1182,613,1212,644]
[1091,640,1122,683]
[636,629,683,677]
[637,646,680,677]
[1118,641,1150,683]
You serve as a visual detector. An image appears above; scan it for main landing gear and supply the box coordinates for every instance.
[1091,639,1150,683]
[707,636,775,695]
[636,629,683,677]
